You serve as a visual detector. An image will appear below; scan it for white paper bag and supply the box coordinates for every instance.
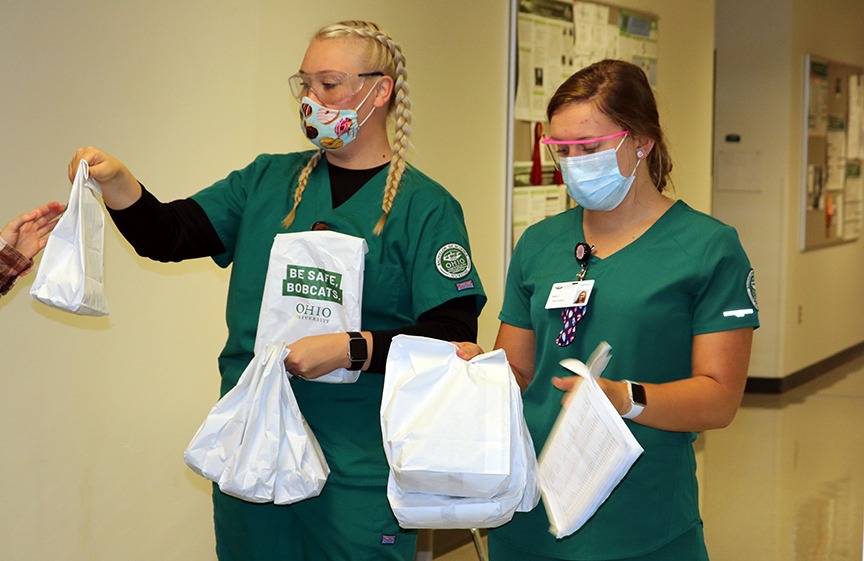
[254,231,367,383]
[381,335,540,529]
[184,343,330,504]
[385,357,540,529]
[382,336,512,498]
[30,159,108,315]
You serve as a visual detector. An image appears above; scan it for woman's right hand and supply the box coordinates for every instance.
[453,342,485,361]
[69,147,142,210]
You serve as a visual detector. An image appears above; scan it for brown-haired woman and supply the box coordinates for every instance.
[456,59,758,560]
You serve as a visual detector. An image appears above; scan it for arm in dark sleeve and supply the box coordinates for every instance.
[368,295,478,374]
[107,185,225,262]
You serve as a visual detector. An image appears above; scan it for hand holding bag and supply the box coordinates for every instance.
[184,343,330,504]
[30,159,108,315]
[254,231,367,383]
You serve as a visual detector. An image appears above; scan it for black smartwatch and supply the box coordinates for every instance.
[622,380,647,419]
[347,332,368,371]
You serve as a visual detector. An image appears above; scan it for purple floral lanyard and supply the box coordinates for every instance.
[555,242,594,347]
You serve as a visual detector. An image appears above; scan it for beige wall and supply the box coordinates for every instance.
[785,1,864,373]
[713,0,792,379]
[0,1,715,559]
[714,0,864,379]
[707,1,864,556]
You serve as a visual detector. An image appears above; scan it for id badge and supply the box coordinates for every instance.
[545,279,594,309]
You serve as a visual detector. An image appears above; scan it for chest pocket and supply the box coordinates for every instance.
[361,261,409,329]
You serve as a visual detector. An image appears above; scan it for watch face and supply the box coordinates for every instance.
[349,336,368,361]
[631,382,647,406]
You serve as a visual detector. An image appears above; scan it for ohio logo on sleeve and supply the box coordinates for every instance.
[746,269,758,310]
[435,243,472,279]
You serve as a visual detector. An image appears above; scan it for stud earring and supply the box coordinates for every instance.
[637,150,645,158]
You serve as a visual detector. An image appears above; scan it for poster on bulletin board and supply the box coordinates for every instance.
[514,0,658,123]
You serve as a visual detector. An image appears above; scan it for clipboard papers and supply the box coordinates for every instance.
[537,342,644,538]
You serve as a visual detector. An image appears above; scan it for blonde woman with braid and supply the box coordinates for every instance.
[69,20,485,561]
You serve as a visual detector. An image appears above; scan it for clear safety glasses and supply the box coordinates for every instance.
[288,71,384,106]
[541,130,630,169]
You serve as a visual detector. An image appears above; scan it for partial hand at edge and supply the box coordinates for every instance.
[1,201,66,260]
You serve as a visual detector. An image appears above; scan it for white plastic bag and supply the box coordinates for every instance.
[183,351,260,484]
[382,335,512,498]
[184,343,330,504]
[385,369,540,529]
[254,231,367,383]
[381,335,540,529]
[30,159,108,315]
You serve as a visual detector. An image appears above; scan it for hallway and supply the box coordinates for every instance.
[702,353,864,560]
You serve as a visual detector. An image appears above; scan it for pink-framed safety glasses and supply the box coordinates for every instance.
[540,130,630,169]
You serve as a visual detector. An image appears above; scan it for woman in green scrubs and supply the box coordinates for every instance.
[457,59,759,560]
[69,20,485,561]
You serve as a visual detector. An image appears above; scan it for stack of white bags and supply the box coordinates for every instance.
[381,335,540,529]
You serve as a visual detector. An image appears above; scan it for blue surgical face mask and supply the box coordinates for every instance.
[560,135,640,211]
[298,80,379,151]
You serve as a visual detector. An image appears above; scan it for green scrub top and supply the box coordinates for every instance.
[190,151,486,486]
[493,201,759,559]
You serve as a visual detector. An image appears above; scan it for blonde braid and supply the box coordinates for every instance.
[282,150,323,229]
[319,21,412,235]
[373,35,410,235]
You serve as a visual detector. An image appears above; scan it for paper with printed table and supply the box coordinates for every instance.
[538,341,644,538]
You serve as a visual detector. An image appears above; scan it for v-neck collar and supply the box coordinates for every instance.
[323,158,389,210]
[575,200,683,262]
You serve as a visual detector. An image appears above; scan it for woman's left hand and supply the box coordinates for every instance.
[550,375,583,408]
[548,328,755,430]
[284,333,358,379]
[551,375,629,412]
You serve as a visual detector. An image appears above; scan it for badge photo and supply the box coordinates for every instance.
[545,279,595,310]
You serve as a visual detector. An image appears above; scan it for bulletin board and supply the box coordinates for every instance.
[507,0,658,253]
[801,54,864,250]
[514,0,658,123]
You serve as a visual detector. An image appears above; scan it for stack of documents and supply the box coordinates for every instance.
[538,342,644,538]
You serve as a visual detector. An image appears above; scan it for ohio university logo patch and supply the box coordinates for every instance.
[435,243,471,279]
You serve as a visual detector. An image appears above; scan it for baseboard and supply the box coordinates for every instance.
[745,341,864,394]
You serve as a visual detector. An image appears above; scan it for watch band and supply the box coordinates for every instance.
[347,331,367,371]
[622,380,646,419]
